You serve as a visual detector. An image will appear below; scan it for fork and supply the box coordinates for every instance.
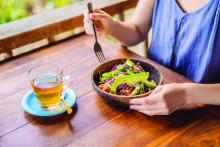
[87,2,106,63]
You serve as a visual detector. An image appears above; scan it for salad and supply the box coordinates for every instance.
[98,59,157,96]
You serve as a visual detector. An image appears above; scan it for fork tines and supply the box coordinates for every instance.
[94,42,106,63]
[95,51,106,63]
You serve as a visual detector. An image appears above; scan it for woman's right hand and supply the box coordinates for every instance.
[83,8,115,36]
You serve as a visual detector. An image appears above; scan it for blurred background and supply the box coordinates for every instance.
[0,0,147,61]
[0,0,84,24]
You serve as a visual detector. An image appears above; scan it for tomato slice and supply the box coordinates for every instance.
[99,84,111,92]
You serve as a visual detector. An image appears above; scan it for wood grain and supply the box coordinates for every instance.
[0,34,220,147]
[0,92,127,147]
[67,109,219,147]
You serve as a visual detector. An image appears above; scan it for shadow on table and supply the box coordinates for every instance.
[96,95,129,111]
[97,96,209,129]
[24,104,78,125]
[147,107,208,128]
[203,105,220,117]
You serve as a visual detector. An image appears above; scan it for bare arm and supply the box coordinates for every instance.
[186,83,220,105]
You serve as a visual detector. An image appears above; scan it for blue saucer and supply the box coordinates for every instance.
[22,89,77,117]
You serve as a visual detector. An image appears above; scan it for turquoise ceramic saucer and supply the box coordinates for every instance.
[22,89,77,117]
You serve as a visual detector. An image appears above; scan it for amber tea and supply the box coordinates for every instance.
[32,78,63,108]
[29,64,65,109]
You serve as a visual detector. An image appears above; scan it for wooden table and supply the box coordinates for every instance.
[0,34,220,147]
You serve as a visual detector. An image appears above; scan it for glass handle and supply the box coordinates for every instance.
[61,76,73,114]
[62,76,73,90]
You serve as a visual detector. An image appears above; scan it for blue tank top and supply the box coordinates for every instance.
[149,0,220,83]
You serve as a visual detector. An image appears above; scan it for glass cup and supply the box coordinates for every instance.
[29,63,73,111]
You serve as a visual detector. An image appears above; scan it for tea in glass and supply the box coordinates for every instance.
[29,64,64,110]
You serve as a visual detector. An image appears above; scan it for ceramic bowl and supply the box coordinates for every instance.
[92,58,163,106]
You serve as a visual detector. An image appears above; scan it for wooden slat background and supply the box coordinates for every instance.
[0,0,138,57]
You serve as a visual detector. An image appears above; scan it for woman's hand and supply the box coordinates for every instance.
[83,8,115,36]
[129,83,189,115]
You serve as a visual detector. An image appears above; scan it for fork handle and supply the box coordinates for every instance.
[87,2,98,42]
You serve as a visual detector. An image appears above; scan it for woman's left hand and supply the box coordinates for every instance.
[129,83,189,115]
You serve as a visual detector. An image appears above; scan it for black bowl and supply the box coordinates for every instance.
[92,58,163,105]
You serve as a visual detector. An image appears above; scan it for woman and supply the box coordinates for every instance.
[83,0,220,115]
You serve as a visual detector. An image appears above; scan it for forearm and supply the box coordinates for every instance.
[184,83,220,105]
[109,20,143,46]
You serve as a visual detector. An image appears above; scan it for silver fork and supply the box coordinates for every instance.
[87,2,106,63]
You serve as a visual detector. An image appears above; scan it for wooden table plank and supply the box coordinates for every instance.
[0,91,127,147]
[1,91,219,147]
[67,108,219,147]
[151,114,220,147]
[0,56,97,136]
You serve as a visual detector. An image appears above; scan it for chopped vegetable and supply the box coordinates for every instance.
[110,72,149,94]
[141,79,157,88]
[102,65,123,78]
[98,84,111,92]
[111,65,118,71]
[126,70,135,75]
[125,59,135,67]
[98,59,157,96]
[131,83,142,96]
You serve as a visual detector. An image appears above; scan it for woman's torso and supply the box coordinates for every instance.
[148,0,220,83]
